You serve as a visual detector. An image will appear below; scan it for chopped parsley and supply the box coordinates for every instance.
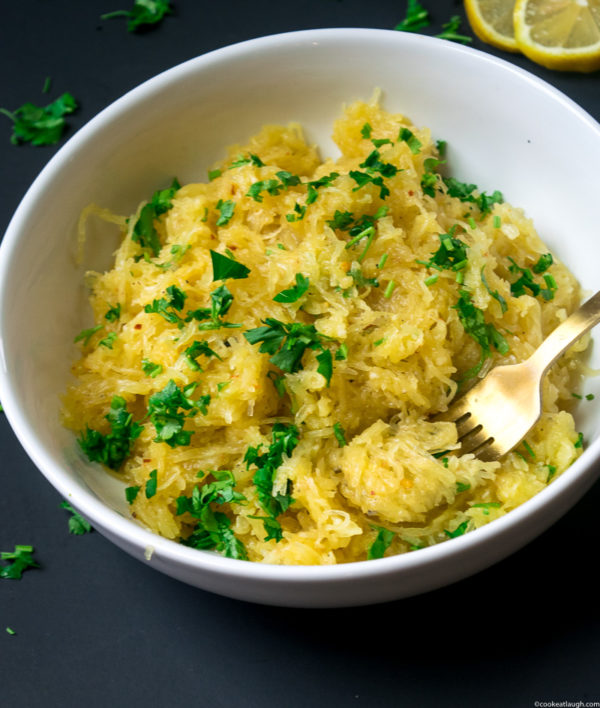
[186,284,242,330]
[101,0,172,31]
[470,502,501,515]
[132,178,180,256]
[508,255,557,301]
[210,249,250,281]
[60,501,93,535]
[417,226,468,275]
[244,318,336,384]
[144,284,187,328]
[141,359,163,377]
[215,199,236,226]
[273,273,310,304]
[1,92,78,146]
[74,324,104,346]
[349,171,390,200]
[481,266,508,314]
[456,481,470,493]
[146,379,209,447]
[398,127,422,154]
[328,207,388,263]
[145,469,158,498]
[333,422,347,447]
[78,396,143,470]
[394,0,430,32]
[421,157,444,197]
[335,343,348,361]
[367,526,395,559]
[442,177,503,216]
[435,15,472,44]
[444,520,470,539]
[361,123,372,139]
[453,289,509,378]
[246,171,301,202]
[99,332,118,349]
[306,172,339,205]
[228,153,264,168]
[176,470,247,559]
[348,266,379,289]
[125,485,141,504]
[104,303,121,322]
[546,465,557,483]
[575,432,584,449]
[184,340,221,371]
[286,203,307,222]
[0,545,40,580]
[244,423,299,542]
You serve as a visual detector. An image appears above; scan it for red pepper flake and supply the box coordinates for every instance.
[134,324,142,330]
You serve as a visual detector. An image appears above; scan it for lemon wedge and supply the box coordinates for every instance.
[513,0,600,72]
[464,0,520,52]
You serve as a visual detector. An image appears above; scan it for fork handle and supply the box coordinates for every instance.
[528,289,600,376]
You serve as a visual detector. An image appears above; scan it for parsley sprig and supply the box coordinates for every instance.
[508,254,556,301]
[244,424,299,542]
[146,379,209,447]
[394,0,430,32]
[78,396,143,470]
[443,177,504,216]
[177,471,247,559]
[60,501,93,535]
[0,545,40,580]
[101,0,172,32]
[1,92,78,146]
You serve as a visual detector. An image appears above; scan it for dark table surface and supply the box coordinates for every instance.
[1,2,599,706]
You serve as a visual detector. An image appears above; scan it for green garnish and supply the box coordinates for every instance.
[176,470,247,559]
[210,249,250,281]
[394,0,430,32]
[60,501,93,535]
[436,139,447,157]
[533,253,553,273]
[384,280,396,298]
[132,178,180,256]
[125,485,141,504]
[6,627,16,635]
[377,253,389,269]
[420,157,445,198]
[144,284,187,328]
[444,520,470,539]
[306,172,339,205]
[349,171,390,200]
[104,303,121,322]
[215,199,236,227]
[101,0,172,31]
[435,15,472,44]
[335,343,348,361]
[453,289,509,378]
[246,171,301,202]
[141,359,163,377]
[228,153,264,168]
[273,273,310,303]
[267,371,286,397]
[74,324,104,346]
[146,379,209,447]
[145,469,158,498]
[244,423,299,542]
[1,92,78,146]
[349,266,379,289]
[286,203,307,222]
[244,318,335,383]
[184,340,221,371]
[443,177,503,216]
[326,210,355,231]
[508,256,557,301]
[546,465,557,483]
[208,169,221,181]
[186,284,242,331]
[316,349,333,387]
[398,127,422,154]
[330,207,388,262]
[575,432,584,449]
[367,526,395,560]
[78,396,143,470]
[333,422,347,447]
[42,76,52,94]
[522,441,536,459]
[99,332,118,349]
[361,123,372,139]
[456,482,470,493]
[481,266,508,314]
[417,226,468,278]
[470,502,501,515]
[0,545,40,580]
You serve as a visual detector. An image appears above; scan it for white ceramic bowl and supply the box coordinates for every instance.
[1,28,600,608]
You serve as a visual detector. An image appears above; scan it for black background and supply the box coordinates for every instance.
[1,2,600,706]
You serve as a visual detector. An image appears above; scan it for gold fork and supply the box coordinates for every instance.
[440,290,600,461]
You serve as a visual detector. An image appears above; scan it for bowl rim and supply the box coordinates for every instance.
[1,27,600,588]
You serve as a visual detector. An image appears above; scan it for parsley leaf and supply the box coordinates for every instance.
[349,171,390,200]
[125,485,141,504]
[104,303,121,322]
[216,199,236,226]
[101,0,172,32]
[60,501,93,535]
[244,318,335,381]
[398,127,422,154]
[417,226,469,273]
[244,424,299,542]
[228,153,264,168]
[176,470,247,559]
[367,526,395,559]
[273,273,310,303]
[443,177,503,216]
[78,396,143,470]
[508,257,557,301]
[444,520,470,539]
[246,171,300,202]
[305,172,339,205]
[74,324,104,346]
[184,340,221,371]
[361,123,372,139]
[481,266,508,314]
[0,545,40,580]
[394,0,430,32]
[132,178,180,256]
[453,289,509,378]
[186,284,242,331]
[144,284,187,328]
[210,249,250,281]
[145,469,158,498]
[0,92,78,146]
[421,157,444,197]
[141,359,163,377]
[147,379,209,447]
[333,422,347,447]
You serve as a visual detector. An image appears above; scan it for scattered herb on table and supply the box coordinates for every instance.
[0,545,40,580]
[101,0,172,32]
[394,0,430,32]
[60,501,93,535]
[0,93,78,146]
[435,15,472,44]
